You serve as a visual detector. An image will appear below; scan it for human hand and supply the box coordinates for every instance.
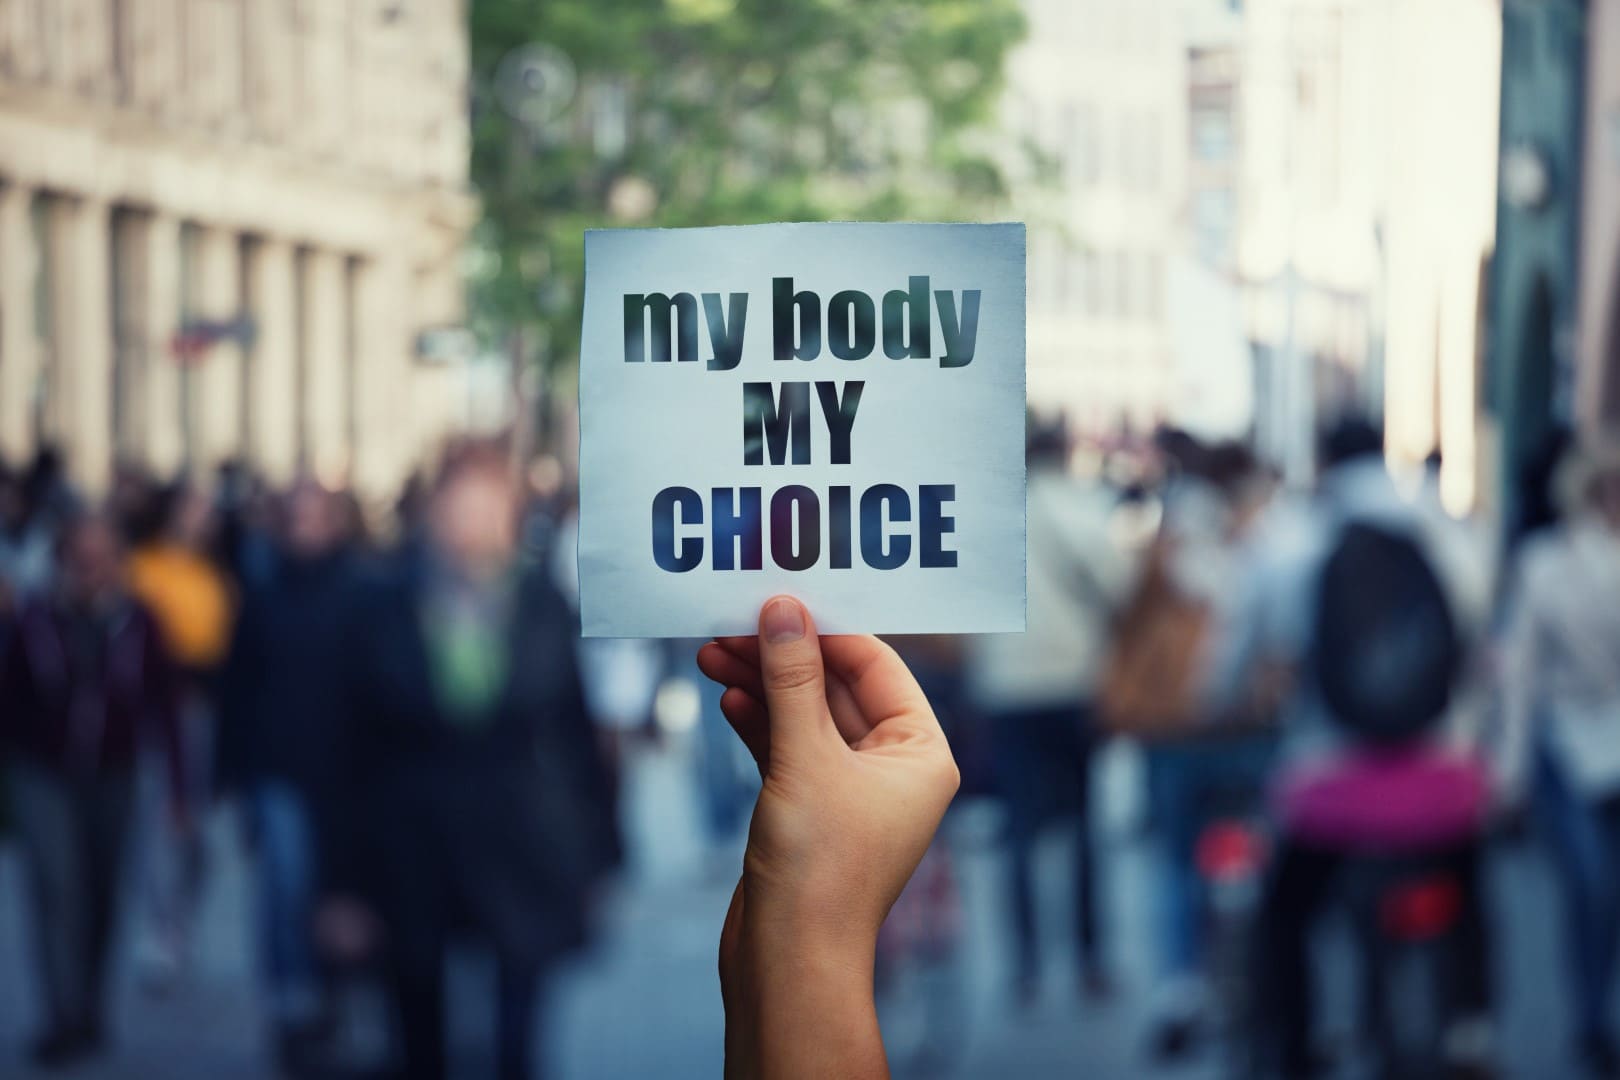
[697,596,959,1080]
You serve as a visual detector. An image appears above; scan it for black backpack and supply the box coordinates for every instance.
[1312,521,1460,744]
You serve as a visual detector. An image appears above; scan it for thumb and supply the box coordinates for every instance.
[757,595,834,759]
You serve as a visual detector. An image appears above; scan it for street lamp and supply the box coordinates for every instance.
[1501,141,1554,212]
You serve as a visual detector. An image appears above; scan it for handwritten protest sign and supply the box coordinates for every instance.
[578,222,1025,638]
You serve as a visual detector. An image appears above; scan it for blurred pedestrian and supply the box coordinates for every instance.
[0,462,55,625]
[125,480,235,988]
[548,491,666,751]
[214,459,278,590]
[343,445,618,1080]
[1119,437,1279,1060]
[218,479,358,1073]
[1499,440,1620,1075]
[21,445,78,526]
[1219,419,1496,1077]
[0,514,184,1068]
[106,461,155,545]
[965,418,1134,1005]
[684,640,757,868]
[1514,426,1576,548]
[126,481,235,678]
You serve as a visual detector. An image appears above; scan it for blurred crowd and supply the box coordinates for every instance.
[4,413,1620,1079]
[0,440,620,1080]
[925,414,1620,1079]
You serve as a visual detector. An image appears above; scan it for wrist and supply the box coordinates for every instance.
[733,950,883,1080]
[745,891,878,968]
[727,897,885,1080]
[745,929,875,997]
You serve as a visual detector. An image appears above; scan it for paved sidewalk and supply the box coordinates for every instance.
[0,741,1592,1078]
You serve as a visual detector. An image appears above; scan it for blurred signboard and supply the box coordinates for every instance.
[169,316,256,364]
[414,325,477,365]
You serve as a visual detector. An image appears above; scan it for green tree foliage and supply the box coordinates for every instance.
[468,0,1028,378]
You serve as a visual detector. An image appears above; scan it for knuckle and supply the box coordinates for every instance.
[929,747,962,795]
[767,656,823,694]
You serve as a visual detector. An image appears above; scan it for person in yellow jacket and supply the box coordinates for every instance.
[124,479,235,990]
[126,482,234,676]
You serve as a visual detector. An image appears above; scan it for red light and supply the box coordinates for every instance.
[1378,876,1462,942]
[1195,820,1268,883]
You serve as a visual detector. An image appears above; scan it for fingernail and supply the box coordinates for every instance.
[762,598,805,643]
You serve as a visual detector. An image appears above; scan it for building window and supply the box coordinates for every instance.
[1124,5,1146,53]
[1083,249,1102,317]
[179,222,201,462]
[1112,251,1131,320]
[1058,103,1078,181]
[1027,233,1045,309]
[293,247,309,466]
[1603,250,1620,425]
[1145,253,1164,322]
[1192,109,1232,163]
[1070,247,1088,316]
[109,207,134,458]
[1122,111,1147,188]
[238,234,257,456]
[1141,110,1161,190]
[345,256,361,470]
[1076,103,1099,185]
[110,0,129,103]
[28,193,51,441]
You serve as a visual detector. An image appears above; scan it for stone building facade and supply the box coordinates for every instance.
[1007,0,1186,436]
[1580,0,1620,432]
[1237,0,1500,501]
[1489,0,1588,539]
[0,0,475,497]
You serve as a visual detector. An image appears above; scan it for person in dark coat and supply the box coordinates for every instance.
[0,513,183,1069]
[343,445,618,1080]
[218,478,358,1071]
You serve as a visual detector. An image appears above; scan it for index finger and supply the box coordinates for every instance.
[819,634,935,730]
[714,635,760,666]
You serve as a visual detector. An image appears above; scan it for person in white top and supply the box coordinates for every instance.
[1139,439,1284,1061]
[964,421,1137,1005]
[1498,440,1620,1074]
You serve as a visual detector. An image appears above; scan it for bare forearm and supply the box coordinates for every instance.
[699,608,957,1080]
[724,886,889,1080]
[727,946,886,1080]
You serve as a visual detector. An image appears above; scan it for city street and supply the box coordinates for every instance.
[0,1,1616,1078]
[0,737,1596,1079]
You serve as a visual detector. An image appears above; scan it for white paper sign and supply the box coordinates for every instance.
[578,222,1025,638]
